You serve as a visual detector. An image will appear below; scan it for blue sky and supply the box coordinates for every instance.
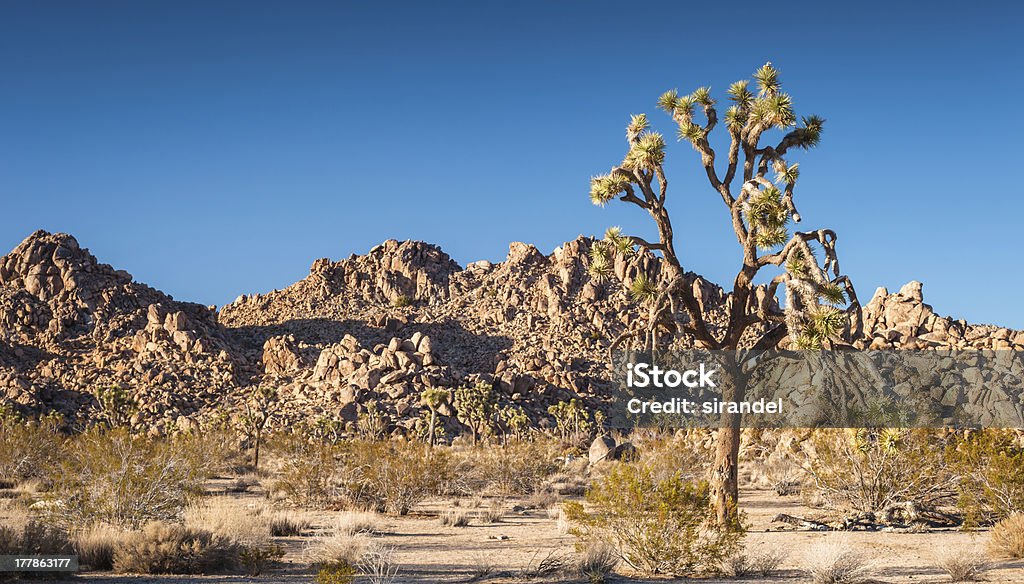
[1,1,1021,327]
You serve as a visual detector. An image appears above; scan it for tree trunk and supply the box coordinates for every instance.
[712,422,741,526]
[427,409,437,446]
[711,355,744,527]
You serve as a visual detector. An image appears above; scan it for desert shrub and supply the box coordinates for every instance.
[439,509,471,527]
[948,429,1024,524]
[518,548,570,579]
[357,403,388,440]
[723,543,788,577]
[240,544,285,576]
[269,510,311,536]
[304,531,367,567]
[475,439,561,496]
[0,412,64,484]
[314,562,356,584]
[989,513,1024,558]
[936,547,990,582]
[335,510,384,536]
[272,436,340,507]
[348,440,448,515]
[563,462,744,576]
[74,524,128,570]
[54,428,205,528]
[0,518,73,580]
[113,522,241,574]
[575,541,618,583]
[0,518,73,554]
[802,542,873,584]
[632,430,713,484]
[358,542,400,584]
[802,429,956,515]
[182,414,250,475]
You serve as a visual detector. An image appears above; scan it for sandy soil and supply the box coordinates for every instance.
[50,487,1024,584]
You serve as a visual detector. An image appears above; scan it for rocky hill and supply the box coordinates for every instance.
[1,230,1022,436]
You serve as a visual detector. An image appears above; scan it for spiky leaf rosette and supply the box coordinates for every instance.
[753,62,780,96]
[744,186,790,248]
[657,89,679,113]
[727,80,753,108]
[589,173,630,206]
[725,105,747,131]
[604,226,636,258]
[628,273,658,304]
[776,163,800,185]
[692,86,714,106]
[623,132,666,171]
[588,243,614,282]
[752,93,796,129]
[627,113,649,142]
[818,282,847,305]
[791,115,825,149]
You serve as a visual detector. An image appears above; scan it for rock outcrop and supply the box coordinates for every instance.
[1,230,1021,436]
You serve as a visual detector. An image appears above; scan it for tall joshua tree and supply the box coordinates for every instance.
[588,63,863,525]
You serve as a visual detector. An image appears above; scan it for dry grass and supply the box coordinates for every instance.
[439,509,471,527]
[269,509,311,536]
[74,524,129,570]
[936,547,990,582]
[335,509,384,535]
[803,541,874,584]
[724,543,789,577]
[480,500,505,523]
[990,513,1024,559]
[303,531,368,566]
[182,497,270,547]
[575,541,618,583]
[358,542,400,584]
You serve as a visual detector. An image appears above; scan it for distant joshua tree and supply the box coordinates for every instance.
[587,63,863,525]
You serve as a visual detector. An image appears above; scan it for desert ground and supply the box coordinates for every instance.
[7,473,1022,584]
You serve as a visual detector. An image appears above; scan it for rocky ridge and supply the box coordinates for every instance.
[1,230,1022,435]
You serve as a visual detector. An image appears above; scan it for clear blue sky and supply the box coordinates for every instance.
[2,1,1021,327]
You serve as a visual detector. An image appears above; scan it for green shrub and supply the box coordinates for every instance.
[53,428,205,528]
[271,437,340,508]
[475,439,561,496]
[314,562,356,584]
[113,522,241,574]
[564,462,743,576]
[803,429,955,515]
[354,441,448,515]
[948,429,1024,524]
[0,413,64,484]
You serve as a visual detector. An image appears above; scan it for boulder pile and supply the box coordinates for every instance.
[1,229,1021,435]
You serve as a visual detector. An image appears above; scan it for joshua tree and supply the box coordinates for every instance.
[588,63,862,525]
[420,387,449,446]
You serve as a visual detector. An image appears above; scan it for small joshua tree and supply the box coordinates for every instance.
[235,385,279,472]
[454,382,496,444]
[587,63,862,525]
[420,387,449,446]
